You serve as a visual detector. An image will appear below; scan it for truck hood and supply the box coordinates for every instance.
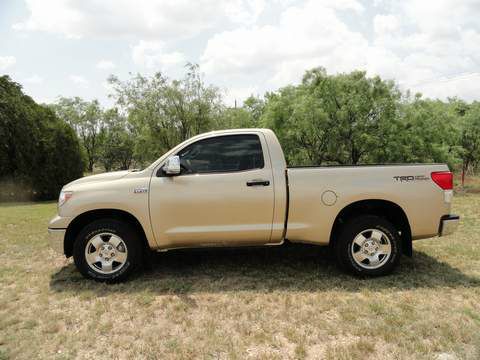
[64,170,131,188]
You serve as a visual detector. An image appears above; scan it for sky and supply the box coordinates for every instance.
[1,0,480,107]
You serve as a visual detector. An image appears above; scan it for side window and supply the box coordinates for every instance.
[177,134,265,174]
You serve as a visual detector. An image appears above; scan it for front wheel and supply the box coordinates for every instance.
[73,219,143,282]
[334,215,401,276]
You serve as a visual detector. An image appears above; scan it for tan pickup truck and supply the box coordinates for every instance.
[48,128,459,282]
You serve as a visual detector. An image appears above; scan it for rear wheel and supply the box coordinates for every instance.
[73,219,142,282]
[334,215,401,276]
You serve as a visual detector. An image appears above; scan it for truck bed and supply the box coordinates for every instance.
[285,163,450,244]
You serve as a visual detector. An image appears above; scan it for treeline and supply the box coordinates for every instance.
[1,65,480,200]
[53,65,480,173]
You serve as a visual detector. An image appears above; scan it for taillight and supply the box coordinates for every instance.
[431,171,453,190]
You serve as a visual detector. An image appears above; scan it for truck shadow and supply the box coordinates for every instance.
[50,243,480,295]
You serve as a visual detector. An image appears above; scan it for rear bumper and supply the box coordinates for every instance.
[47,228,66,254]
[438,215,460,237]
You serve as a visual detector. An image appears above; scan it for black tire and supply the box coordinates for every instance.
[334,215,401,276]
[73,219,143,283]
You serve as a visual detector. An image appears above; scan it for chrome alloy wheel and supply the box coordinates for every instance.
[350,229,392,270]
[84,233,128,274]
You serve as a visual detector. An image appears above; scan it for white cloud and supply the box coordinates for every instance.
[224,0,266,25]
[402,0,480,37]
[201,0,368,86]
[202,0,480,101]
[69,75,89,87]
[374,14,400,35]
[23,74,44,84]
[9,0,480,102]
[132,40,185,69]
[96,60,116,70]
[317,0,364,13]
[13,0,267,40]
[368,0,480,99]
[408,73,480,101]
[0,56,16,70]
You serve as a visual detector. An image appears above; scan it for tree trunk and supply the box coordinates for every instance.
[351,143,360,165]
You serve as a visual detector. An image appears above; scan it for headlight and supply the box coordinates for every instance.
[58,191,73,207]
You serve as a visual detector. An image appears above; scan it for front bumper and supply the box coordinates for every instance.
[48,228,66,254]
[439,215,460,237]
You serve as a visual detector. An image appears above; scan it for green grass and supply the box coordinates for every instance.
[0,195,480,359]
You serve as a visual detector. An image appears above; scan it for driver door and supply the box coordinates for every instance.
[149,132,275,249]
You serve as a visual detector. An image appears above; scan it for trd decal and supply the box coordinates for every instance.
[393,175,429,182]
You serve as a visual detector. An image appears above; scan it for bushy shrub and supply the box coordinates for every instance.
[0,76,84,201]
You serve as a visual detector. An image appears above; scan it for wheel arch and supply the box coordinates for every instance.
[329,199,413,256]
[64,209,150,258]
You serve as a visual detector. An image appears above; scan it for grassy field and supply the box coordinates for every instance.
[0,195,479,360]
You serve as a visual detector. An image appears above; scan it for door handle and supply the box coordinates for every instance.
[246,179,270,187]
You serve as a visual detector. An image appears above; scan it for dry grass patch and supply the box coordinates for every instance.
[0,195,480,359]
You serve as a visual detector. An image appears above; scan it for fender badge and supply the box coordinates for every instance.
[134,187,148,194]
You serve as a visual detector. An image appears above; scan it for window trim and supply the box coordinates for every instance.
[159,133,266,177]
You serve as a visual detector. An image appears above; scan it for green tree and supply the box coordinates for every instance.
[52,97,105,172]
[220,107,255,129]
[243,95,265,126]
[98,108,134,171]
[0,75,83,200]
[382,96,462,167]
[261,86,317,164]
[460,102,480,183]
[216,95,265,130]
[109,63,223,165]
[262,68,401,165]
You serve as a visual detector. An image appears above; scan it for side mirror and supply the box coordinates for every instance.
[163,155,181,175]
